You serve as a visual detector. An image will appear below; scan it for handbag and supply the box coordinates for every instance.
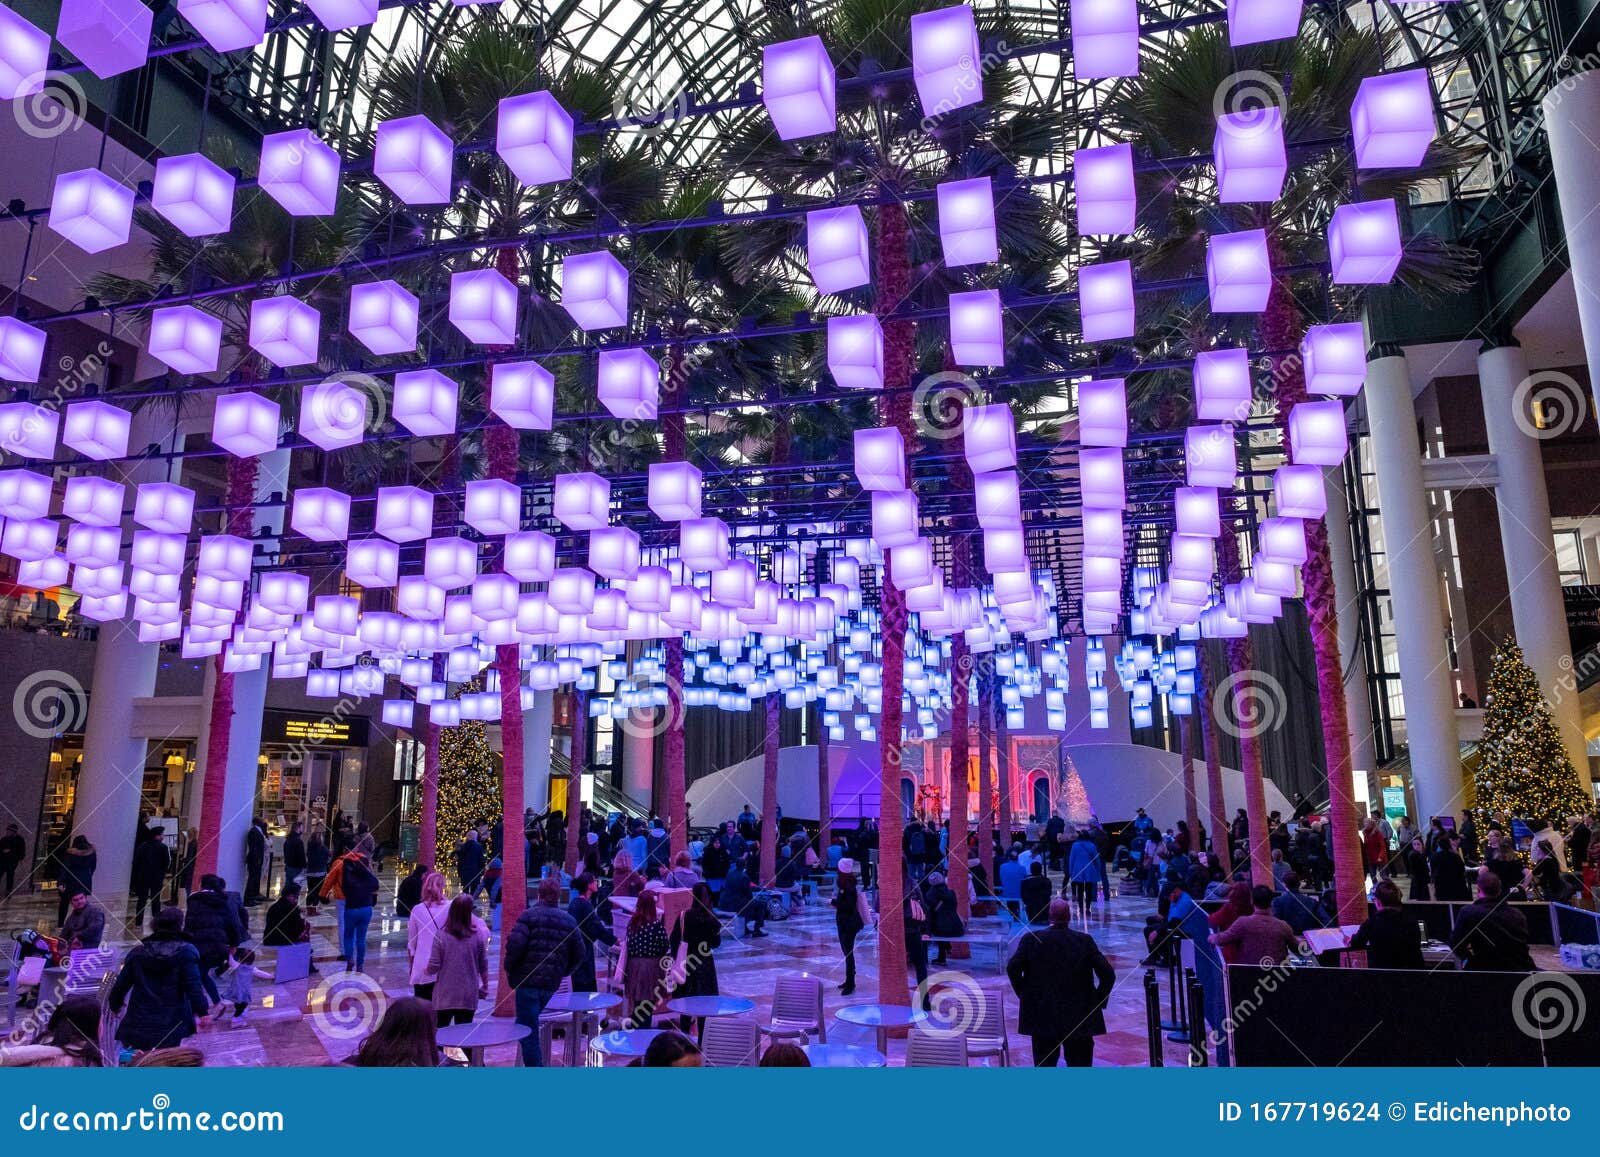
[667,941,690,990]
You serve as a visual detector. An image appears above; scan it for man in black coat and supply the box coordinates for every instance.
[1020,861,1053,924]
[185,873,244,1004]
[565,872,616,991]
[1006,898,1116,1067]
[1448,868,1534,972]
[1568,814,1592,872]
[504,878,583,1065]
[0,823,25,897]
[130,825,171,930]
[244,817,267,904]
[1429,834,1470,901]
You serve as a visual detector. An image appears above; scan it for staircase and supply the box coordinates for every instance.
[551,751,652,823]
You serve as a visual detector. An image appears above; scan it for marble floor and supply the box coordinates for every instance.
[1,878,1202,1067]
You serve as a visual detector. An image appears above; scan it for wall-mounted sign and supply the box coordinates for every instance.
[260,710,370,748]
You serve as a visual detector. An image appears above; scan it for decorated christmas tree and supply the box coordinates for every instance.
[1472,639,1589,827]
[1052,754,1095,826]
[427,686,502,866]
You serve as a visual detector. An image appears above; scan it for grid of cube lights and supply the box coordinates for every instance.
[0,0,1437,734]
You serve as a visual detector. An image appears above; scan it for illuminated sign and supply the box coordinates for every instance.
[261,710,370,748]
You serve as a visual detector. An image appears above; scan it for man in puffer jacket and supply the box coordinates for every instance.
[184,874,242,1009]
[502,877,582,1066]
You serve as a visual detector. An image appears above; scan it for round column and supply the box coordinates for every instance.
[1544,70,1600,428]
[1322,466,1381,791]
[1363,349,1464,822]
[521,688,555,816]
[1478,338,1591,780]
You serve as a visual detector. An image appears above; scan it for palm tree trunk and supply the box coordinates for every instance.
[976,668,995,887]
[760,692,781,884]
[418,653,444,869]
[661,352,689,857]
[947,636,971,920]
[487,423,526,1017]
[564,688,588,878]
[995,691,1012,850]
[1181,708,1201,843]
[1199,645,1232,877]
[814,701,831,858]
[1217,525,1272,885]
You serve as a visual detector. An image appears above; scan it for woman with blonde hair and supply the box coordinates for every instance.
[611,850,645,898]
[406,871,450,1000]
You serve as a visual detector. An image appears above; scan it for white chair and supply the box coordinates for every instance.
[963,988,1011,1067]
[906,1028,968,1067]
[760,974,826,1044]
[700,1016,761,1066]
[62,948,117,995]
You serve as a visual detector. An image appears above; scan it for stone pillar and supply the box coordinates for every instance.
[1363,349,1463,822]
[1478,338,1591,779]
[1322,466,1381,794]
[1544,71,1600,428]
[522,689,554,814]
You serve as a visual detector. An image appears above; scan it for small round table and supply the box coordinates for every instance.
[803,1043,886,1068]
[435,1020,531,1067]
[588,1028,662,1066]
[543,991,622,1066]
[834,1003,929,1055]
[663,995,756,1040]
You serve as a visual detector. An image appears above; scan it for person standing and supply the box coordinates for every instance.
[304,830,330,914]
[282,822,307,891]
[1430,833,1470,901]
[621,890,672,1027]
[566,873,615,992]
[406,872,450,1000]
[1404,837,1431,901]
[832,859,868,996]
[455,830,485,899]
[503,877,582,1066]
[0,823,25,899]
[1006,899,1116,1067]
[1208,885,1304,966]
[108,908,211,1054]
[1067,832,1102,917]
[425,894,490,1028]
[174,828,197,905]
[338,839,381,973]
[56,836,97,927]
[184,874,242,1012]
[130,825,170,931]
[1568,814,1593,873]
[244,817,268,905]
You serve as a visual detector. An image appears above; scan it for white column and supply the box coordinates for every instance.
[73,412,176,909]
[1478,339,1591,778]
[621,712,654,808]
[1322,467,1381,787]
[522,689,554,814]
[1544,71,1600,427]
[1364,350,1463,822]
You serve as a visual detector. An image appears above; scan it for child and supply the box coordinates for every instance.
[482,857,504,907]
[215,947,272,1022]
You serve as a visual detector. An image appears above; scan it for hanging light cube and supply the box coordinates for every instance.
[0,469,51,520]
[1079,447,1125,510]
[1168,533,1215,585]
[249,297,320,367]
[854,427,906,492]
[48,168,134,253]
[806,206,870,294]
[554,472,610,530]
[910,4,982,115]
[258,129,342,216]
[1077,378,1127,447]
[17,555,69,590]
[1074,144,1136,235]
[964,403,1016,472]
[1226,0,1303,45]
[395,576,443,621]
[0,402,56,459]
[936,177,997,267]
[392,369,459,436]
[424,536,477,590]
[1070,0,1139,79]
[176,0,267,52]
[1352,69,1436,169]
[151,153,235,236]
[382,700,414,728]
[596,348,659,420]
[347,280,419,355]
[0,6,49,99]
[373,114,453,204]
[373,486,432,543]
[1194,348,1254,421]
[1259,516,1308,566]
[1082,555,1122,594]
[496,91,574,186]
[827,314,884,390]
[1206,229,1272,312]
[679,517,730,571]
[628,566,671,613]
[345,538,399,588]
[1214,106,1287,203]
[973,469,1022,529]
[2,517,57,562]
[197,534,252,582]
[890,539,935,591]
[0,317,46,383]
[448,268,517,345]
[61,399,128,460]
[1185,425,1237,489]
[63,475,123,526]
[465,478,521,536]
[871,490,919,549]
[547,568,595,616]
[505,530,557,582]
[560,250,629,331]
[56,0,151,78]
[1288,400,1348,466]
[1328,199,1403,285]
[1175,486,1221,538]
[490,361,554,429]
[134,482,194,534]
[303,0,377,31]
[1079,260,1136,340]
[648,460,702,521]
[290,487,350,542]
[1081,507,1123,558]
[1273,464,1328,520]
[762,35,835,140]
[299,380,366,451]
[148,305,223,374]
[589,526,641,580]
[949,289,1004,366]
[258,571,309,615]
[1301,323,1368,396]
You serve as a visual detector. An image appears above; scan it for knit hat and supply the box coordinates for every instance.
[837,858,857,876]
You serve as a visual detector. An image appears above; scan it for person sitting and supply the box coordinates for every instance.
[759,1042,811,1067]
[663,850,701,890]
[640,1031,701,1067]
[998,850,1026,915]
[60,891,106,950]
[718,858,765,937]
[1349,880,1423,969]
[262,883,309,947]
[1020,861,1053,925]
[1269,874,1328,936]
[1209,885,1305,965]
[924,871,963,964]
[1448,868,1534,972]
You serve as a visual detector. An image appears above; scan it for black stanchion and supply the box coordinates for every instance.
[1143,968,1164,1067]
[1185,968,1208,1067]
[1164,943,1190,1042]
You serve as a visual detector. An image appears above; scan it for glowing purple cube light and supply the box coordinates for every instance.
[1077,378,1127,447]
[504,531,556,582]
[0,469,51,520]
[303,0,378,31]
[936,177,998,267]
[374,487,433,543]
[1074,144,1136,235]
[1185,425,1237,489]
[1206,229,1272,313]
[392,369,459,437]
[373,114,454,204]
[2,517,58,562]
[679,518,729,571]
[1259,516,1307,566]
[197,534,252,582]
[249,296,320,367]
[1079,447,1126,510]
[1081,507,1124,558]
[871,490,920,549]
[212,392,278,460]
[151,153,235,236]
[48,168,134,253]
[0,317,46,383]
[1288,400,1348,466]
[426,537,478,591]
[648,461,701,521]
[827,314,884,390]
[176,0,267,52]
[56,0,151,79]
[147,305,223,374]
[1328,199,1402,285]
[347,280,418,356]
[910,5,982,116]
[0,402,57,459]
[590,526,641,580]
[806,206,870,294]
[62,399,129,460]
[345,538,398,589]
[1168,533,1215,584]
[973,469,1021,528]
[1273,464,1327,519]
[1226,0,1303,45]
[449,269,517,345]
[949,289,1004,366]
[1194,347,1254,421]
[465,478,521,537]
[762,36,836,140]
[1215,105,1286,203]
[1301,323,1367,396]
[63,475,123,526]
[964,403,1016,472]
[291,487,351,542]
[491,361,554,430]
[300,379,367,451]
[258,129,341,216]
[554,472,610,531]
[854,427,906,492]
[496,91,573,186]
[1079,260,1135,340]
[1352,70,1435,169]
[1175,486,1221,538]
[134,482,195,534]
[596,348,659,420]
[561,250,629,331]
[1071,0,1139,80]
[0,7,50,100]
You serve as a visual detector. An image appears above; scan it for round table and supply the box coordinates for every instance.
[587,1028,662,1066]
[435,1020,531,1067]
[543,991,622,1067]
[803,1043,886,1068]
[835,1003,929,1054]
[663,995,755,1040]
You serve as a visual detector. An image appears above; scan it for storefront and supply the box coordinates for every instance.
[32,733,192,878]
[256,709,372,838]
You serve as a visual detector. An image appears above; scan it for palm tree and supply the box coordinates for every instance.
[1080,17,1477,921]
